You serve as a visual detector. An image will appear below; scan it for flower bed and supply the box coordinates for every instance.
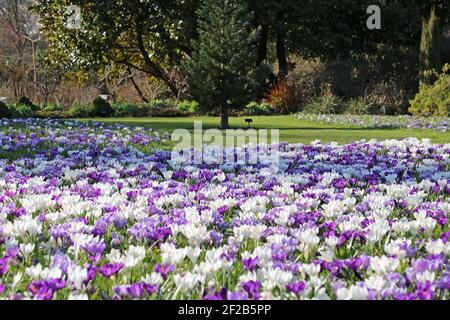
[0,119,449,300]
[296,114,450,132]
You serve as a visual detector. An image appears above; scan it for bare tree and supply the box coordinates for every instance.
[0,0,39,61]
[0,0,41,100]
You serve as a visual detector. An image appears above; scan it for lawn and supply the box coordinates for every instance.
[86,115,450,145]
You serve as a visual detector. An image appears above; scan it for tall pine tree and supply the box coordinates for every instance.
[184,0,260,129]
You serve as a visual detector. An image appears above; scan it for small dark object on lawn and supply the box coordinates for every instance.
[245,118,253,129]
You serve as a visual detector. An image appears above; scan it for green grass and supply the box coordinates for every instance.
[86,115,450,145]
[1,115,449,162]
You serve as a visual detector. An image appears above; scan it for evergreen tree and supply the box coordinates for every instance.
[184,0,260,129]
[419,5,442,85]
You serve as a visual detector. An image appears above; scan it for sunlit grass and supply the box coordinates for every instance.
[84,115,450,145]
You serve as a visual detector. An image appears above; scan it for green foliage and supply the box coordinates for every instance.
[112,103,142,117]
[69,103,91,118]
[409,66,450,116]
[177,100,200,114]
[0,102,12,118]
[419,6,442,85]
[303,94,345,115]
[144,99,185,117]
[31,0,198,96]
[18,96,38,111]
[11,104,37,118]
[37,110,71,119]
[146,108,186,118]
[302,85,346,115]
[183,0,262,114]
[344,98,371,115]
[42,103,66,112]
[91,97,114,117]
[147,99,177,110]
[244,102,272,116]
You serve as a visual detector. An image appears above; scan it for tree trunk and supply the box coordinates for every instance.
[276,32,289,79]
[220,105,229,129]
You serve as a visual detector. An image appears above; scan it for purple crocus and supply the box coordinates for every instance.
[242,280,261,300]
[286,281,306,295]
[155,264,175,279]
[99,263,124,278]
[242,257,259,272]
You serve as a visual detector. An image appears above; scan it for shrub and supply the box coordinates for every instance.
[112,103,142,117]
[42,103,65,112]
[0,101,12,118]
[303,90,345,115]
[177,100,200,114]
[18,96,38,111]
[37,110,71,119]
[265,80,306,114]
[69,103,91,118]
[343,98,372,115]
[244,102,272,116]
[364,78,410,115]
[409,66,450,116]
[147,99,177,109]
[146,107,186,118]
[90,97,114,117]
[145,99,185,117]
[11,104,37,118]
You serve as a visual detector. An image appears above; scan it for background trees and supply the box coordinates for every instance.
[32,0,198,97]
[1,0,449,122]
[183,0,263,129]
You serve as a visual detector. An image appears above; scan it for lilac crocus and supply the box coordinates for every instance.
[100,263,124,278]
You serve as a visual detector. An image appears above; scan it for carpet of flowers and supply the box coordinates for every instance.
[0,119,449,300]
[297,114,450,132]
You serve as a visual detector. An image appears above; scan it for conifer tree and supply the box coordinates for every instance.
[419,5,442,85]
[184,0,260,129]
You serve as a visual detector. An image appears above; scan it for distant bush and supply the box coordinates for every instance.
[145,99,186,117]
[90,97,114,117]
[147,107,186,118]
[42,103,65,112]
[244,102,272,116]
[11,104,37,118]
[409,66,450,116]
[177,100,200,114]
[0,101,12,118]
[69,103,91,118]
[147,99,177,109]
[343,98,372,115]
[303,91,345,115]
[265,80,307,114]
[112,103,142,117]
[18,96,38,111]
[364,78,410,115]
[37,110,71,119]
